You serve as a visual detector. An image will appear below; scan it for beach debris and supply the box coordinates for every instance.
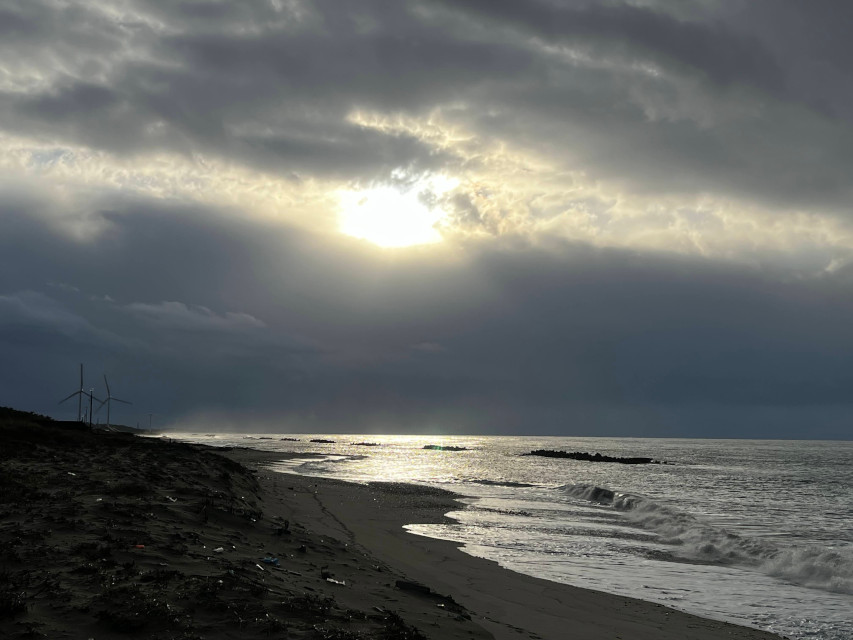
[325,578,346,586]
[213,547,224,553]
[165,495,177,502]
[255,563,265,571]
[261,556,280,566]
[274,519,291,536]
[132,544,145,549]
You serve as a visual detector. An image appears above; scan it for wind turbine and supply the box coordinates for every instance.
[96,374,132,429]
[58,363,85,421]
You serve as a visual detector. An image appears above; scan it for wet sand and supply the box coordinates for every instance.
[0,414,787,639]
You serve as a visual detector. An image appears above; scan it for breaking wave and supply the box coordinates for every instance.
[559,483,853,595]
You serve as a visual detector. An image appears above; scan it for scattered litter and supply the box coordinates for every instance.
[287,570,302,576]
[132,544,145,549]
[67,472,76,476]
[325,578,345,586]
[213,547,224,553]
[95,498,103,502]
[165,496,177,502]
[255,563,265,571]
[373,606,385,613]
[261,556,280,566]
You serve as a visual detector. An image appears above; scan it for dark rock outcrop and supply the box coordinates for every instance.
[524,450,659,464]
[422,445,468,451]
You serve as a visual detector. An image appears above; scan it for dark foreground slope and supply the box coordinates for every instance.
[0,409,486,640]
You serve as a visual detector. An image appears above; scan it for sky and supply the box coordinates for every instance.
[2,0,853,438]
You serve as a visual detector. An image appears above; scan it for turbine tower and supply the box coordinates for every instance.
[97,374,132,429]
[85,388,101,427]
[58,363,85,421]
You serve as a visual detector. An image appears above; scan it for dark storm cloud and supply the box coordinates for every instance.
[426,0,853,211]
[3,0,853,211]
[430,0,784,90]
[0,291,127,348]
[1,0,527,178]
[2,192,853,438]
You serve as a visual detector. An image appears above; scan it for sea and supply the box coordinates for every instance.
[167,434,852,640]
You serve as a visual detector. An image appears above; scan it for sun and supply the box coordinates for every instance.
[338,175,457,248]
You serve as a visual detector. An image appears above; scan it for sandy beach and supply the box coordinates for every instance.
[1,411,787,639]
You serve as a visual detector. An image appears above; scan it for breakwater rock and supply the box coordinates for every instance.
[423,444,468,451]
[524,450,659,464]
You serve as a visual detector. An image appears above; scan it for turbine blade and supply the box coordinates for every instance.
[114,398,132,405]
[59,390,81,404]
[104,374,111,396]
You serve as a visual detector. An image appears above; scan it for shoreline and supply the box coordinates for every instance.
[227,447,787,640]
[0,417,787,639]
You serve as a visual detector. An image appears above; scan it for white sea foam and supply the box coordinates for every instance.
[761,546,853,595]
[561,482,853,595]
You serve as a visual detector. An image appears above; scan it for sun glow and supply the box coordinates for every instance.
[338,174,457,248]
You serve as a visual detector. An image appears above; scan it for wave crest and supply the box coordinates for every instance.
[560,483,853,595]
